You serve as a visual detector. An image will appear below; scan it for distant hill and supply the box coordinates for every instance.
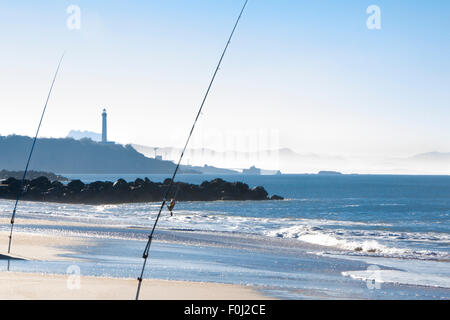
[183,165,239,175]
[131,144,342,173]
[67,130,102,142]
[318,171,342,175]
[132,144,450,175]
[0,170,68,181]
[410,152,450,162]
[0,135,198,174]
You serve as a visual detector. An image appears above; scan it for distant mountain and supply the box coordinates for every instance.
[0,135,198,174]
[131,144,343,173]
[131,144,450,175]
[183,165,239,175]
[410,152,450,162]
[67,130,102,142]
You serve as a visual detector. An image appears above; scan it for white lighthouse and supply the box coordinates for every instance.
[102,108,107,143]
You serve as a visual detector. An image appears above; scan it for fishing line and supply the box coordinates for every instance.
[7,53,65,255]
[135,0,249,300]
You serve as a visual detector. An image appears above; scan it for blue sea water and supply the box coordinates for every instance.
[64,173,450,258]
[1,174,449,299]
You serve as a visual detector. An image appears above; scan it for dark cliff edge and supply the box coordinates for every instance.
[0,135,198,174]
[0,170,68,182]
[0,177,284,205]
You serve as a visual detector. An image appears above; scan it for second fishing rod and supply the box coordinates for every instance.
[135,0,250,300]
[7,53,65,255]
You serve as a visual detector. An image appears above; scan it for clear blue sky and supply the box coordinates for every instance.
[0,0,449,158]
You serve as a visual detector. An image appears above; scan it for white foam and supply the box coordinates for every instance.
[265,225,450,260]
[342,270,450,289]
[1,199,448,261]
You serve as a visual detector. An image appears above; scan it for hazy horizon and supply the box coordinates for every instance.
[2,129,450,175]
[1,1,449,168]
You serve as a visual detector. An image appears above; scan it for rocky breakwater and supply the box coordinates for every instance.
[0,177,284,205]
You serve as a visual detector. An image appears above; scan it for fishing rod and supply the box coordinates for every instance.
[135,0,249,300]
[7,53,65,255]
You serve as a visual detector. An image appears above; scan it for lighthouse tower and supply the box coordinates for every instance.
[102,108,107,143]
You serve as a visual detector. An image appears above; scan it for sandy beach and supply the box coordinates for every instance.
[0,272,268,300]
[0,225,269,300]
[0,229,90,262]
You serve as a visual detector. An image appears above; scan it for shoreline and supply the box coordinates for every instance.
[0,231,90,262]
[1,203,449,300]
[0,228,272,300]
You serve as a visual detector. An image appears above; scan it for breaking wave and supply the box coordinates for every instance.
[265,225,450,261]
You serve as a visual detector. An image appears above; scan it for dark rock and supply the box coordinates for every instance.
[4,177,19,185]
[68,180,85,192]
[30,176,51,188]
[134,178,145,186]
[0,177,282,205]
[113,179,127,188]
[51,181,64,189]
[270,195,284,200]
[250,186,269,200]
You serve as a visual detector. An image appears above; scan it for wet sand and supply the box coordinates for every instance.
[0,228,269,300]
[0,230,89,261]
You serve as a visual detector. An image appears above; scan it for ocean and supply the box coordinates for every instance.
[1,174,449,299]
